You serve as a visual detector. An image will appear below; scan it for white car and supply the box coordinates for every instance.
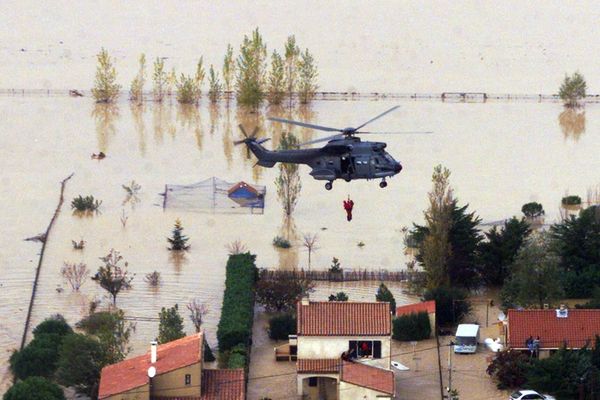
[509,390,556,400]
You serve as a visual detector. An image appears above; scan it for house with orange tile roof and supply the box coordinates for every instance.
[506,308,600,358]
[98,332,244,400]
[396,300,436,338]
[294,299,395,399]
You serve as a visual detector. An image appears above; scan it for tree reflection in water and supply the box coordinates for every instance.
[277,215,299,271]
[177,103,202,150]
[130,103,146,156]
[559,108,585,141]
[92,103,120,153]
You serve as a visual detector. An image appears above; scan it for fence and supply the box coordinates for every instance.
[3,88,600,103]
[259,268,423,282]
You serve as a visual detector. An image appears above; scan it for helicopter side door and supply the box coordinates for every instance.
[353,156,370,178]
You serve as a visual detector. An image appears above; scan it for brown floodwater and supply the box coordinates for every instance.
[1,96,599,392]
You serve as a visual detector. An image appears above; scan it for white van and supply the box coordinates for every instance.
[454,324,480,353]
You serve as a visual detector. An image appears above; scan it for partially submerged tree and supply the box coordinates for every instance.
[559,71,586,108]
[267,50,285,105]
[376,283,396,315]
[129,53,146,103]
[176,74,201,104]
[208,65,222,104]
[284,35,300,104]
[222,44,235,99]
[501,234,564,309]
[329,257,342,273]
[521,202,545,220]
[297,49,318,104]
[186,298,209,333]
[226,239,248,255]
[61,262,89,291]
[77,309,135,364]
[302,233,319,269]
[195,56,205,93]
[91,249,134,306]
[236,28,267,109]
[92,48,121,103]
[158,304,185,344]
[144,270,161,287]
[256,273,314,312]
[167,218,190,251]
[275,132,302,216]
[152,57,168,102]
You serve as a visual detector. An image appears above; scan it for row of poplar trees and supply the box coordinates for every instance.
[92,28,318,108]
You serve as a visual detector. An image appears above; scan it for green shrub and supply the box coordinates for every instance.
[328,292,348,301]
[562,195,582,206]
[227,352,247,369]
[521,202,544,219]
[71,195,102,212]
[216,253,257,354]
[9,334,64,380]
[393,312,431,341]
[33,315,72,338]
[268,314,296,340]
[3,376,65,400]
[376,283,396,316]
[272,236,291,249]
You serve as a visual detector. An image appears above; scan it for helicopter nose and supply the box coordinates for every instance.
[395,162,403,173]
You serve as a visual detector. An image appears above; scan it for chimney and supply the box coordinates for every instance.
[150,340,158,363]
[301,295,310,306]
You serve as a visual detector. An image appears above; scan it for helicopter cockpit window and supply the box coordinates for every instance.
[371,157,380,165]
[384,154,395,163]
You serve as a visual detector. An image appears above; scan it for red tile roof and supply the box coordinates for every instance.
[396,300,436,316]
[508,309,600,349]
[297,358,342,373]
[297,301,391,336]
[99,333,203,399]
[341,362,395,395]
[201,369,245,400]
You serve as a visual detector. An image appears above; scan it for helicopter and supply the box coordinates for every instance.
[235,106,431,190]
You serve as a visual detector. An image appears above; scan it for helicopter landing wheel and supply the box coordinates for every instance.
[325,182,333,191]
[379,180,388,188]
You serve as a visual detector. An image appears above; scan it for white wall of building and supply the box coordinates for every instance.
[297,336,391,369]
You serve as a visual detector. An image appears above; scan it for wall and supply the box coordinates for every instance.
[297,336,390,369]
[339,381,391,400]
[297,374,339,399]
[152,362,202,397]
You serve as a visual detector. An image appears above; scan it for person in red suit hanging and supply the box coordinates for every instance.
[343,196,354,221]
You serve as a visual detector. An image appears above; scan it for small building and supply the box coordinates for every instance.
[98,332,244,400]
[295,299,395,399]
[506,308,600,358]
[396,300,436,338]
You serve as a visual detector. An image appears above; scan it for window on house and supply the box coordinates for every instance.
[185,374,191,385]
[308,377,318,387]
[348,340,382,359]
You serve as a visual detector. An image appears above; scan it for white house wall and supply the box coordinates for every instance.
[339,381,392,400]
[297,336,391,369]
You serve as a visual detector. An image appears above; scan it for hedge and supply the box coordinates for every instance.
[268,314,296,340]
[216,253,258,354]
[392,311,431,341]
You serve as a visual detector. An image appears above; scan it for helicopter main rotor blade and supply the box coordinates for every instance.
[357,131,434,135]
[297,133,345,147]
[267,117,341,132]
[353,105,401,131]
[238,124,249,138]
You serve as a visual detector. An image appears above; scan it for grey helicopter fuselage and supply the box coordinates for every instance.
[243,136,403,183]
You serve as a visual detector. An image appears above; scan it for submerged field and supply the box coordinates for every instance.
[0,96,598,392]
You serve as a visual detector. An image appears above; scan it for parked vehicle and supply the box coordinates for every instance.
[453,324,479,353]
[509,389,556,400]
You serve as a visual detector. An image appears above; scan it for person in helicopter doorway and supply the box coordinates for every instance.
[343,195,354,221]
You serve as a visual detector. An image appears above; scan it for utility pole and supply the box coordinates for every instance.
[448,341,454,395]
[435,330,445,400]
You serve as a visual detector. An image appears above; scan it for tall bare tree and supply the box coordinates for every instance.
[186,298,209,333]
[302,233,319,269]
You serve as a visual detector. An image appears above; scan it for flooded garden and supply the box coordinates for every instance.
[1,95,599,391]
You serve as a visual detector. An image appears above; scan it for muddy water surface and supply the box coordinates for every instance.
[1,97,599,392]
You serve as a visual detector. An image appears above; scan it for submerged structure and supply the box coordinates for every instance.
[161,177,265,214]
